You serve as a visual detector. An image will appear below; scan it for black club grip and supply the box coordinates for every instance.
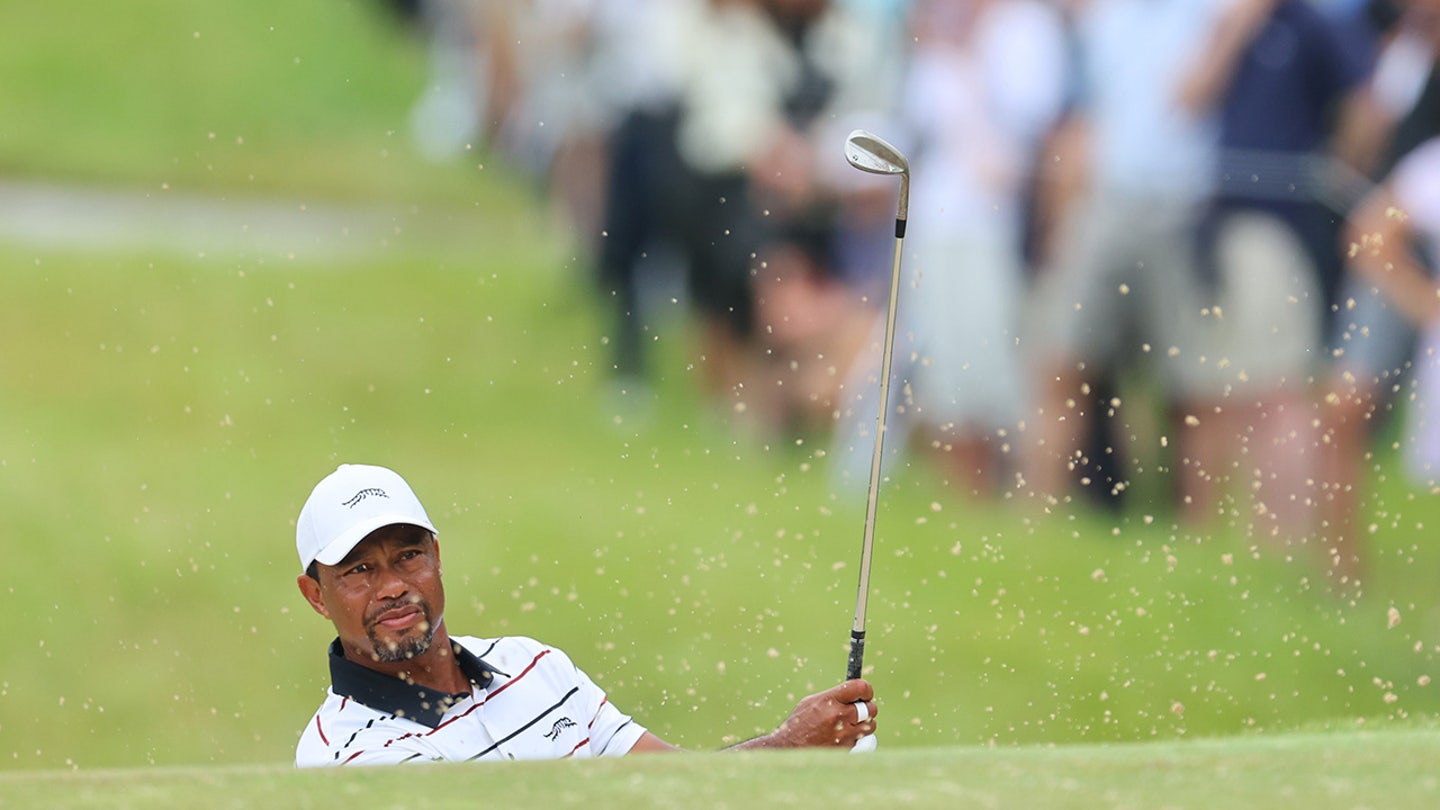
[846,630,866,681]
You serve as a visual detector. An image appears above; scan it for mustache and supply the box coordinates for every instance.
[364,596,430,627]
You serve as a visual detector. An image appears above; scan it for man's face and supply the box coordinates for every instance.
[299,524,445,665]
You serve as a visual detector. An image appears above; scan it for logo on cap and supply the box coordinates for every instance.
[342,487,389,508]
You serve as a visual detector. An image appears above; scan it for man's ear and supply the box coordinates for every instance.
[297,573,331,619]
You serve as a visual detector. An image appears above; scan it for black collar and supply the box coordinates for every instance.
[327,638,506,729]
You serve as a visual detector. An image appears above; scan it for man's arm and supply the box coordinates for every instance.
[1347,183,1439,328]
[1176,0,1280,116]
[626,679,878,753]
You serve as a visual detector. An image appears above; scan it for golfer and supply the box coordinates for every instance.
[293,463,879,766]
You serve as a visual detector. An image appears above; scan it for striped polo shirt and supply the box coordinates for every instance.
[295,635,648,766]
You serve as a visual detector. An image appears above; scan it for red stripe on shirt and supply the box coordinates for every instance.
[427,647,552,736]
[341,646,557,757]
[486,648,552,701]
[429,699,483,734]
[383,732,416,747]
[315,714,330,747]
[587,696,609,730]
[564,737,591,758]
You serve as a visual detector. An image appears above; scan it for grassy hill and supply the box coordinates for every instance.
[0,0,509,202]
[1,0,1439,799]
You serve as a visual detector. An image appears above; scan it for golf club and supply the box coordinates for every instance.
[842,129,910,754]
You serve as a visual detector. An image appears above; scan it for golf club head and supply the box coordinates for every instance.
[844,129,909,226]
[844,129,908,177]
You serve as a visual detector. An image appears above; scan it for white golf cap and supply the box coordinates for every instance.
[296,464,437,571]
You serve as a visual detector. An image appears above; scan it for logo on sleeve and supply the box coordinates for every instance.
[543,717,577,740]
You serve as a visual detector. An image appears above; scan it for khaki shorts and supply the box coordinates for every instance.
[1026,194,1213,398]
[1203,211,1323,395]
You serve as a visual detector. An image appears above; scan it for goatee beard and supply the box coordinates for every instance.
[370,630,433,663]
[365,599,435,663]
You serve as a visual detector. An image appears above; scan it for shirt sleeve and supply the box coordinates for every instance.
[553,647,649,756]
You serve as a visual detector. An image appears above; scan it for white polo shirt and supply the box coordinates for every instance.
[295,635,648,766]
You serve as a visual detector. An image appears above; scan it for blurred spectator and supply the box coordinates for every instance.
[749,0,908,440]
[493,1,611,236]
[378,0,1440,567]
[402,1,614,236]
[1017,15,1132,512]
[1347,138,1440,473]
[1174,0,1378,549]
[590,0,689,392]
[657,0,787,431]
[658,0,895,434]
[1021,0,1223,509]
[401,0,495,162]
[831,0,1067,495]
[1337,135,1440,580]
[1321,0,1440,585]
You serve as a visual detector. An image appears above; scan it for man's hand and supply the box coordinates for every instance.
[732,679,878,751]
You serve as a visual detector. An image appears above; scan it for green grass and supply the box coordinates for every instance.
[4,0,1440,802]
[5,728,1440,809]
[6,231,1440,772]
[0,0,513,202]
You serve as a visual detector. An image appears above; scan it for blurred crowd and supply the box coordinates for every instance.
[382,0,1440,589]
